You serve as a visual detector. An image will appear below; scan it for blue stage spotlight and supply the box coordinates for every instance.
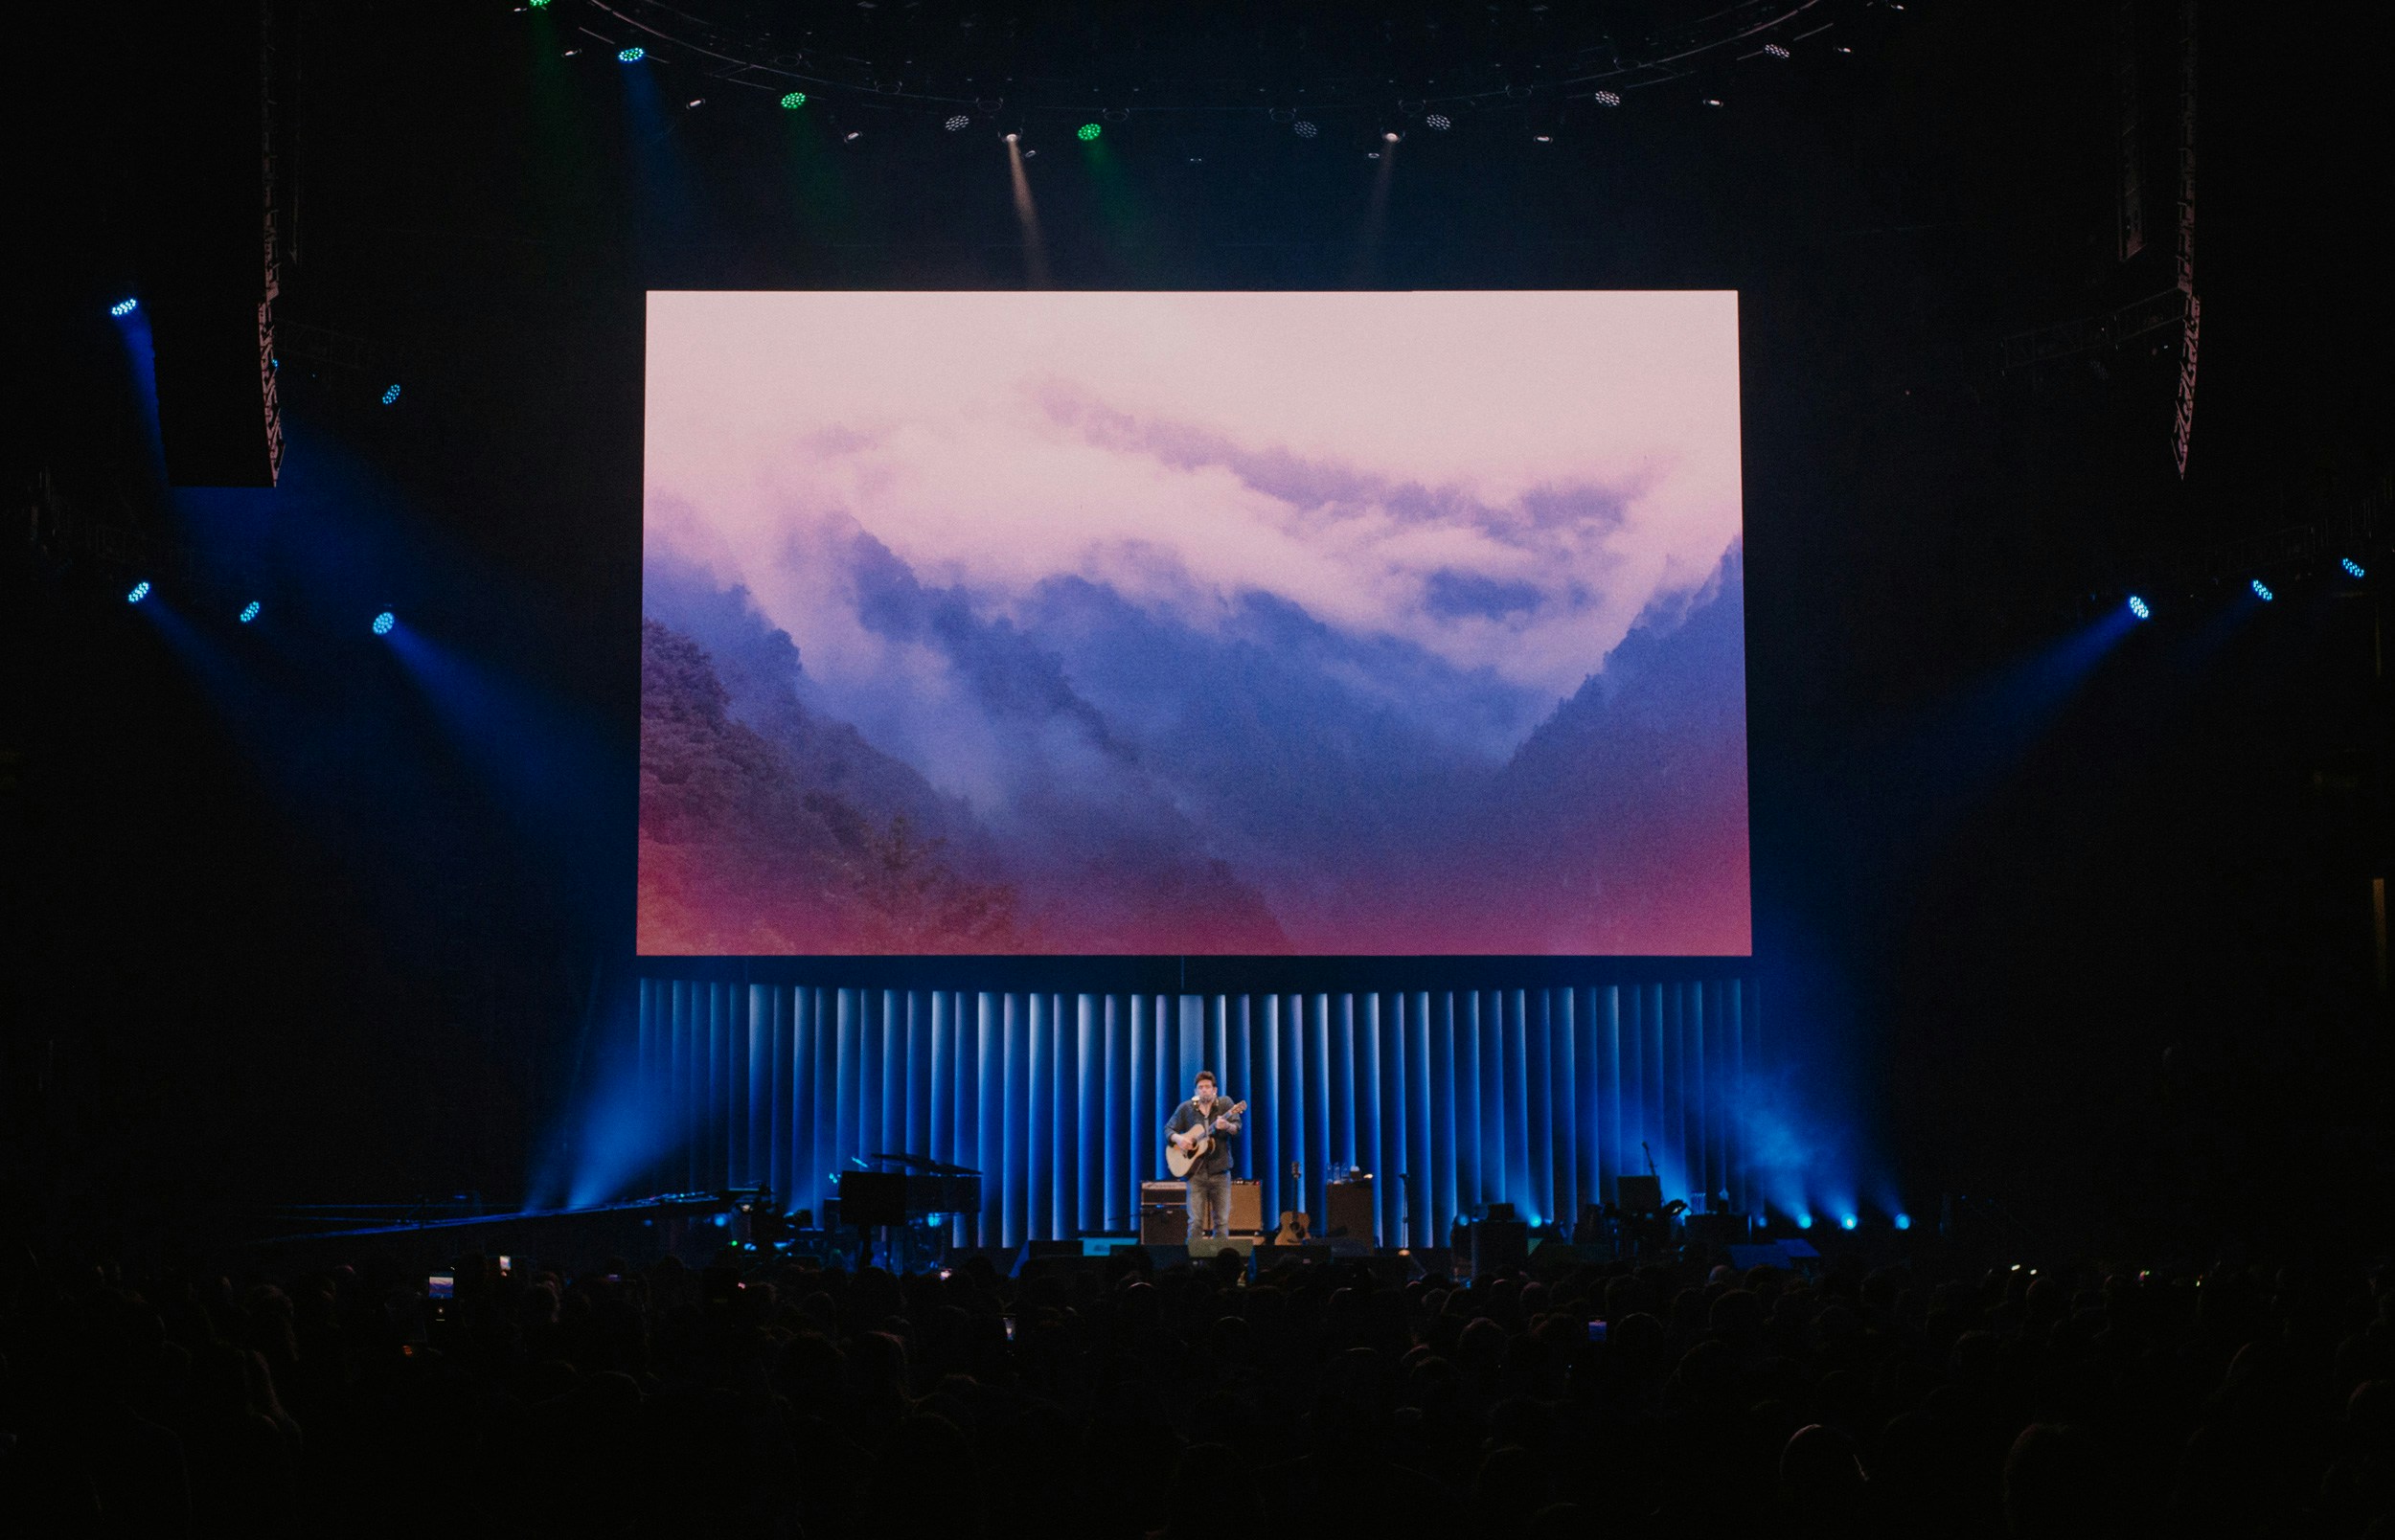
[239,600,261,623]
[1894,1212,1912,1231]
[1795,1212,1814,1231]
[618,45,644,62]
[1839,1213,1859,1231]
[2250,578,2273,602]
[372,610,396,636]
[127,580,152,603]
[2127,595,2151,621]
[2343,557,2367,579]
[380,383,401,406]
[109,298,139,317]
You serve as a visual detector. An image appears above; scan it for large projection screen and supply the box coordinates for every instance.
[640,291,1747,957]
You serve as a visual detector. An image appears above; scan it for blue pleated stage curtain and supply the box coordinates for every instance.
[634,976,1759,1248]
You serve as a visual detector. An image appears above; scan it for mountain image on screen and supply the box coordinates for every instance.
[638,291,1749,956]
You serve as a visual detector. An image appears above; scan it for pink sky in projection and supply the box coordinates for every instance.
[645,291,1743,712]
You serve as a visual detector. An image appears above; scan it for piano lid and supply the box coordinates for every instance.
[862,1151,982,1177]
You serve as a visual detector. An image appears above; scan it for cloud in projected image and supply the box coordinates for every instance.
[638,291,1747,956]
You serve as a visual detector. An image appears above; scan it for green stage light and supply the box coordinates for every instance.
[1077,123,1102,141]
[781,91,807,109]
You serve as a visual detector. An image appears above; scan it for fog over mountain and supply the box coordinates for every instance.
[640,538,1745,955]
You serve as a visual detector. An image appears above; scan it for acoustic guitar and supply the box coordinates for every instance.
[1164,1099,1247,1178]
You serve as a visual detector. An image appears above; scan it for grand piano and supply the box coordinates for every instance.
[836,1152,983,1228]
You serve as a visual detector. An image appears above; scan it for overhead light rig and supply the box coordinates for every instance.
[543,0,1894,146]
[2081,479,2392,623]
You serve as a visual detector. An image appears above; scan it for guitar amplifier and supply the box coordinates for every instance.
[1140,1181,1186,1244]
[1325,1176,1376,1245]
[1229,1179,1262,1234]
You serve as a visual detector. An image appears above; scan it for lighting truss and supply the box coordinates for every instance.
[567,0,1865,125]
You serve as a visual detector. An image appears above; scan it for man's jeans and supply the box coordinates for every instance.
[1185,1169,1230,1240]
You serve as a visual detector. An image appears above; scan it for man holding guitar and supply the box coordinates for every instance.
[1165,1070,1244,1242]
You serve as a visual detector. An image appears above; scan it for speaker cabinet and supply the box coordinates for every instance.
[1325,1177,1376,1244]
[147,7,284,486]
[1140,1182,1186,1244]
[1471,1219,1530,1277]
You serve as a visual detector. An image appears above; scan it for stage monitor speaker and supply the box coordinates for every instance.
[1189,1237,1254,1266]
[1142,1245,1191,1270]
[1616,1176,1663,1215]
[147,6,283,487]
[943,1245,1019,1277]
[1684,1212,1751,1246]
[1018,1254,1109,1288]
[1471,1219,1529,1276]
[1325,1177,1375,1244]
